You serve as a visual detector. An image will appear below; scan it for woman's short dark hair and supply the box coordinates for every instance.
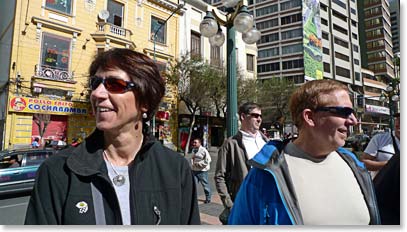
[89,48,165,120]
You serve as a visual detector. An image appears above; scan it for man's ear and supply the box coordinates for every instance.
[302,109,316,127]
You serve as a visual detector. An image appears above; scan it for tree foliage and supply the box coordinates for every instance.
[256,78,296,128]
[166,54,225,154]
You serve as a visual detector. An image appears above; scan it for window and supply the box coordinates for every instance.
[281,13,302,25]
[151,16,166,44]
[323,62,330,72]
[107,0,124,27]
[45,0,72,15]
[26,152,52,166]
[321,18,328,26]
[332,0,346,9]
[354,59,360,65]
[280,0,301,11]
[259,33,279,44]
[256,4,278,17]
[322,32,329,40]
[353,44,359,52]
[335,66,350,78]
[281,28,302,40]
[355,72,361,81]
[256,19,278,30]
[258,62,280,72]
[351,20,357,27]
[332,10,347,22]
[191,31,201,57]
[352,33,358,39]
[333,24,348,35]
[334,37,349,48]
[258,47,279,58]
[335,52,349,61]
[41,33,71,71]
[323,47,330,55]
[351,8,356,15]
[282,44,302,55]
[320,3,328,11]
[282,59,303,70]
[247,54,254,72]
[286,75,304,84]
[211,45,221,67]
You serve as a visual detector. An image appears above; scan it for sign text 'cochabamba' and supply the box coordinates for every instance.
[8,96,89,115]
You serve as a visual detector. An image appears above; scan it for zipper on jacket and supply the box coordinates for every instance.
[263,204,270,224]
[153,206,161,225]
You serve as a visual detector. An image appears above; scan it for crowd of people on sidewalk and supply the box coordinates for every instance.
[23,48,399,225]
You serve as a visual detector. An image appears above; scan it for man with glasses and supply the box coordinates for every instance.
[229,80,380,225]
[214,102,268,224]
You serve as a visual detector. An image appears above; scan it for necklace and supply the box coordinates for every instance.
[103,151,128,187]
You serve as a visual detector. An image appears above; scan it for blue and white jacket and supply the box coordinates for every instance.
[228,140,381,225]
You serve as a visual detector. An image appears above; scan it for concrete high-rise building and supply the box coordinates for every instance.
[205,0,362,87]
[389,0,400,55]
[357,0,395,81]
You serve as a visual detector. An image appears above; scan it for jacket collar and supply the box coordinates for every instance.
[67,129,156,177]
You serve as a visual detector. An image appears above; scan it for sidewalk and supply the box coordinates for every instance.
[185,146,224,225]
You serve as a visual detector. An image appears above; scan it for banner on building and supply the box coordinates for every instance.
[365,104,390,115]
[303,0,323,80]
[9,96,89,115]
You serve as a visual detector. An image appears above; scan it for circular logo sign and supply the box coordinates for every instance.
[10,97,27,111]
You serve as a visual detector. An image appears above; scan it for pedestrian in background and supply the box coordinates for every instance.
[361,113,400,179]
[229,79,380,225]
[191,138,212,204]
[31,137,40,148]
[25,48,200,225]
[214,102,268,224]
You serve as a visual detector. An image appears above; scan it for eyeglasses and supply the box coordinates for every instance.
[315,106,354,118]
[89,76,136,94]
[248,113,262,119]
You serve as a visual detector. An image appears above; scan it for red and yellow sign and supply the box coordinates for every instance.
[9,96,90,115]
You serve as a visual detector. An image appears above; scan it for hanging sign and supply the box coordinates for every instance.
[9,96,89,115]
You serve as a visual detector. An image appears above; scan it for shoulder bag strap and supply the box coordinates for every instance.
[390,133,400,156]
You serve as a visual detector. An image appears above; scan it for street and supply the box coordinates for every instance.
[0,192,30,225]
[0,147,223,225]
[185,146,224,225]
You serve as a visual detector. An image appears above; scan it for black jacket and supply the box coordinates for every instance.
[25,129,200,225]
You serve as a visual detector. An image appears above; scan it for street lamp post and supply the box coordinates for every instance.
[385,80,400,132]
[199,0,260,137]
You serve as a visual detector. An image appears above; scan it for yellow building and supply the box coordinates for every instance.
[0,0,181,150]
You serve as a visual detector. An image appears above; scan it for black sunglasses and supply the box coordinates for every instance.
[89,76,136,94]
[248,113,262,119]
[315,106,354,117]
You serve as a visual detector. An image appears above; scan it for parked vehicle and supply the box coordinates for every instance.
[0,148,54,195]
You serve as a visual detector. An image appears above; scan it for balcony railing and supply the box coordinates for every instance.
[96,22,132,40]
[35,64,74,81]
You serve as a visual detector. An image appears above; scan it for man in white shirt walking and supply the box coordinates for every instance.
[191,138,212,204]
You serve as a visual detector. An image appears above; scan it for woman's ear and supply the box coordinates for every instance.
[141,105,148,114]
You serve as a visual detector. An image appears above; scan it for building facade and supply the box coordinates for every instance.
[357,0,395,81]
[177,0,258,149]
[0,0,182,150]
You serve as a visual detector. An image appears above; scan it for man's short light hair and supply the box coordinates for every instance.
[289,79,348,129]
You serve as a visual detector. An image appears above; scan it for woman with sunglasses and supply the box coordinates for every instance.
[228,79,380,225]
[25,49,200,225]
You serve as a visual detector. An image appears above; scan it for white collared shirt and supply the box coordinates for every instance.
[240,130,266,160]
